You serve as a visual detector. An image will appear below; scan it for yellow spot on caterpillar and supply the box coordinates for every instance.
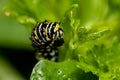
[54,24,60,32]
[43,28,46,31]
[60,30,63,35]
[36,22,40,26]
[45,22,51,41]
[41,42,45,45]
[45,21,49,24]
[43,32,46,35]
[46,36,51,41]
[52,34,56,40]
[34,30,39,40]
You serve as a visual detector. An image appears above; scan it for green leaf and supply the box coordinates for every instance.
[86,29,111,41]
[77,37,120,80]
[30,60,98,80]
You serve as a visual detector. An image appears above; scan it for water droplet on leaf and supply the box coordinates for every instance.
[68,78,72,80]
[36,68,43,77]
[57,69,62,75]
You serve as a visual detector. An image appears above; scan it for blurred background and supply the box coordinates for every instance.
[0,0,37,80]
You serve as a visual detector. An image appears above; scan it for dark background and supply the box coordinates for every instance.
[0,0,37,80]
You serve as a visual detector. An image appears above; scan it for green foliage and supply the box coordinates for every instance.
[30,60,98,80]
[3,0,120,80]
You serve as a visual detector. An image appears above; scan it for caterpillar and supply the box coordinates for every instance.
[31,20,64,61]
